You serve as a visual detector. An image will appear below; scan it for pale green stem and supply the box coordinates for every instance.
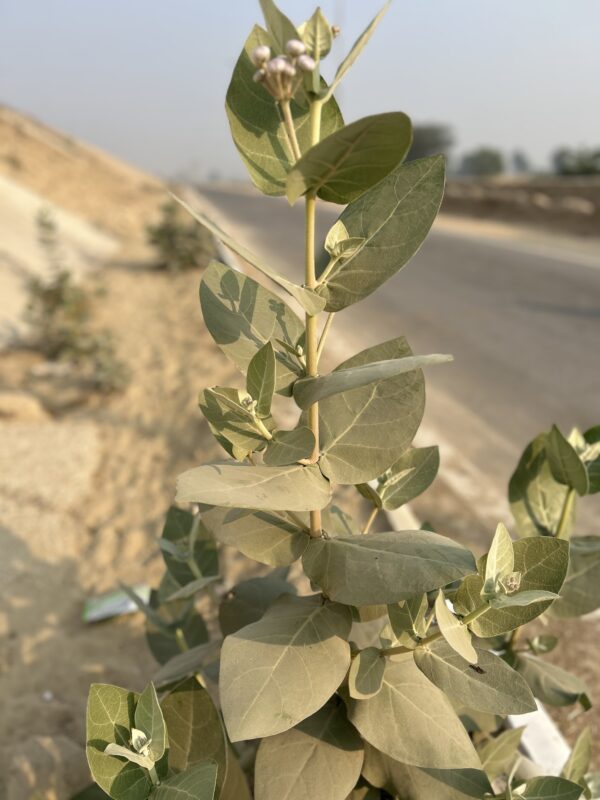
[175,628,189,652]
[280,100,302,162]
[556,487,576,540]
[316,312,335,365]
[317,254,342,286]
[148,765,160,786]
[381,603,491,657]
[363,506,379,535]
[305,100,323,538]
[253,415,273,441]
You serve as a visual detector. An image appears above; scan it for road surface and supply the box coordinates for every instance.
[197,184,600,540]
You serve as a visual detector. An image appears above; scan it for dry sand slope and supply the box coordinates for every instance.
[0,107,234,799]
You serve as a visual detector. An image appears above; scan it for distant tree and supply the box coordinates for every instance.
[460,147,505,177]
[512,150,530,174]
[408,124,453,160]
[553,147,600,176]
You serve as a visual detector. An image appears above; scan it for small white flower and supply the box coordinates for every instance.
[283,63,297,78]
[267,56,288,74]
[251,45,271,66]
[285,39,306,57]
[297,54,316,73]
[253,69,266,83]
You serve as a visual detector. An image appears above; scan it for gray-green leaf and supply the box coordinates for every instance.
[561,726,592,787]
[199,386,269,460]
[489,589,559,608]
[379,446,439,510]
[151,761,218,800]
[347,654,481,769]
[514,654,591,709]
[200,260,305,395]
[509,434,576,538]
[303,530,476,606]
[134,683,166,762]
[226,26,343,196]
[286,112,412,205]
[316,156,445,312]
[323,2,390,101]
[294,353,451,410]
[478,726,524,781]
[454,537,569,637]
[263,426,315,466]
[316,337,425,484]
[220,594,352,741]
[348,647,385,700]
[516,777,584,800]
[153,643,219,690]
[176,463,331,511]
[550,536,600,618]
[388,594,428,639]
[174,197,324,315]
[547,425,589,495]
[203,506,308,567]
[298,8,333,61]
[160,507,219,589]
[434,591,477,663]
[247,341,276,418]
[254,699,363,800]
[218,572,297,637]
[413,640,536,715]
[87,684,156,800]
[259,0,298,52]
[161,678,226,791]
[482,522,515,597]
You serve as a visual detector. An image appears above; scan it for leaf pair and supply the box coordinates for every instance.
[358,446,440,512]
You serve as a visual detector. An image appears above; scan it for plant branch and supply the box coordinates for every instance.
[556,487,575,540]
[316,312,335,365]
[363,506,379,535]
[305,99,323,538]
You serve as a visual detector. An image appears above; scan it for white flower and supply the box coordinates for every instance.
[251,45,271,66]
[285,39,306,57]
[297,54,316,73]
[267,56,287,74]
[253,69,266,83]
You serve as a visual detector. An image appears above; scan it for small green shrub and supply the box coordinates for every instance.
[85,3,599,799]
[25,208,128,393]
[146,200,215,272]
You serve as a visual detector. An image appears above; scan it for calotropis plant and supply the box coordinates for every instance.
[85,3,600,799]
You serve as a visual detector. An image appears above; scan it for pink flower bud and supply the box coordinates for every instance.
[283,63,297,77]
[251,45,271,66]
[285,39,306,57]
[297,54,316,73]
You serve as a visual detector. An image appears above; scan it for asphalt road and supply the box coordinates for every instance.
[198,185,600,536]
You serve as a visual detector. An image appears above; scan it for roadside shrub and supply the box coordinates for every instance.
[85,3,599,799]
[146,199,215,272]
[25,208,128,393]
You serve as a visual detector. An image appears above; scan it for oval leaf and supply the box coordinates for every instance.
[316,156,446,312]
[254,699,363,800]
[200,260,305,395]
[349,648,385,700]
[151,761,218,800]
[218,573,297,637]
[220,594,352,741]
[379,446,439,510]
[294,353,451,410]
[286,112,413,205]
[546,425,589,496]
[413,640,536,715]
[316,337,425,484]
[303,530,476,606]
[176,463,331,512]
[203,506,308,567]
[263,427,316,466]
[247,341,276,418]
[347,655,481,769]
[515,654,591,709]
[134,683,167,762]
[550,536,600,618]
[434,591,477,664]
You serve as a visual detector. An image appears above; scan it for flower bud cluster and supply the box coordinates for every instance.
[251,39,316,102]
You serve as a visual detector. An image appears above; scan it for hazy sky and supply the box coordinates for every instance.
[1,1,599,180]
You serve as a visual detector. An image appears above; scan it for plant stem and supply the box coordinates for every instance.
[381,603,491,656]
[175,627,189,652]
[556,487,576,540]
[316,312,335,365]
[280,100,302,162]
[305,99,323,538]
[363,506,379,535]
[148,765,160,786]
[253,415,273,441]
